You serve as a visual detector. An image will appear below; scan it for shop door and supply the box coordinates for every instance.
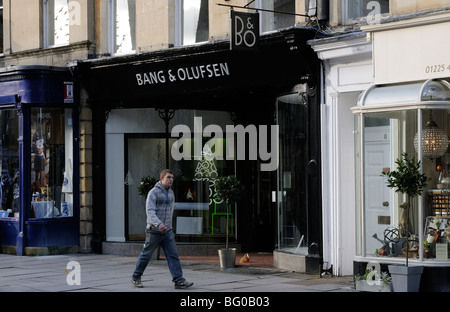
[364,126,392,254]
[276,93,310,253]
[126,137,169,241]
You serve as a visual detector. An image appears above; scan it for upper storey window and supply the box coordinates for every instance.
[176,0,209,46]
[344,0,389,24]
[44,0,70,47]
[109,0,136,55]
[257,0,295,33]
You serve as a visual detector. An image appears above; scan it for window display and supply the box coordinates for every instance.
[30,108,73,218]
[356,107,450,262]
[0,110,19,218]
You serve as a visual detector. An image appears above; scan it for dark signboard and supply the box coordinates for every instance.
[231,11,259,51]
[76,28,323,109]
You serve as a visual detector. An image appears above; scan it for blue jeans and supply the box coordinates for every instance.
[131,229,185,283]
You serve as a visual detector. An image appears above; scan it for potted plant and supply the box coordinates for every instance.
[214,175,245,269]
[137,175,159,198]
[355,267,392,292]
[381,152,427,292]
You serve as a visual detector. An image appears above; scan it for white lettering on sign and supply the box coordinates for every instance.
[135,62,230,86]
[234,15,257,48]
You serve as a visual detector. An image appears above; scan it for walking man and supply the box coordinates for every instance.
[131,169,193,289]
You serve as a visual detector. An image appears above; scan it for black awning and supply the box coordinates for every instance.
[75,28,323,110]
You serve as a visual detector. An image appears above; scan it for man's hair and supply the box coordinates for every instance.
[160,169,174,179]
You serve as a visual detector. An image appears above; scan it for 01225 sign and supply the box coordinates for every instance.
[231,11,259,51]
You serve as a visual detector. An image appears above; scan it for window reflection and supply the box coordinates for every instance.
[46,0,70,47]
[346,0,389,22]
[259,0,295,33]
[113,0,136,54]
[182,0,209,45]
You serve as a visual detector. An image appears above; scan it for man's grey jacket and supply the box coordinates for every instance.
[146,181,175,232]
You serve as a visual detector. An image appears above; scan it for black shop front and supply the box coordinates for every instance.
[75,27,324,261]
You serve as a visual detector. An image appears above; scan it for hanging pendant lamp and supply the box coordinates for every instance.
[414,111,449,159]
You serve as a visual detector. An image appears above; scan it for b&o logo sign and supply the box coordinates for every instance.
[231,11,259,51]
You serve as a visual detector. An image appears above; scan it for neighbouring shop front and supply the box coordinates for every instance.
[0,66,80,256]
[353,14,450,291]
[76,27,324,271]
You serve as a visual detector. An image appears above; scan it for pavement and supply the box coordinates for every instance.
[0,252,356,292]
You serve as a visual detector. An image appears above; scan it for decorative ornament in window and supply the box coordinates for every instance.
[414,111,449,159]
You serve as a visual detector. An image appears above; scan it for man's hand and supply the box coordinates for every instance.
[159,224,168,233]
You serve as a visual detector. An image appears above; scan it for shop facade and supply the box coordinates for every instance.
[313,11,450,290]
[0,66,80,256]
[76,27,324,270]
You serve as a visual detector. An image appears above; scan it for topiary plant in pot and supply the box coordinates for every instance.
[381,152,427,292]
[214,175,245,269]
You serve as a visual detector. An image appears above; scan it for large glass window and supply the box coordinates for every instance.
[44,0,70,47]
[257,0,295,33]
[0,110,19,216]
[123,110,234,242]
[110,0,136,55]
[172,137,234,241]
[30,108,73,219]
[356,108,450,262]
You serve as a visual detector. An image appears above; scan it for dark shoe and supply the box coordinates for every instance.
[131,279,143,288]
[174,280,193,289]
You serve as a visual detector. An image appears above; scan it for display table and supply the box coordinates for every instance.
[31,201,59,218]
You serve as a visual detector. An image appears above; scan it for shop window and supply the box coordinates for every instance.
[176,0,209,46]
[44,0,70,47]
[356,110,418,257]
[0,110,19,216]
[355,78,450,263]
[125,135,234,241]
[30,108,73,218]
[344,0,389,24]
[257,0,295,33]
[109,0,136,55]
[172,137,234,240]
[356,108,450,262]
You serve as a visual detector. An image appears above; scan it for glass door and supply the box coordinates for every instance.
[126,136,172,240]
[276,92,309,254]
